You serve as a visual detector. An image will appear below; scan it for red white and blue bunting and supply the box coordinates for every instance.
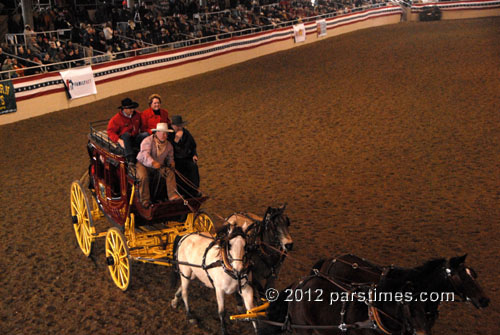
[13,5,403,101]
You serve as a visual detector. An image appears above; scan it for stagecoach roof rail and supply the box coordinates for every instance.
[89,120,124,156]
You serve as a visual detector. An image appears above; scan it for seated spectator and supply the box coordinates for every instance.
[1,58,18,79]
[107,97,148,163]
[168,115,200,197]
[12,58,26,77]
[136,122,180,207]
[42,52,55,72]
[141,93,171,134]
[17,46,29,65]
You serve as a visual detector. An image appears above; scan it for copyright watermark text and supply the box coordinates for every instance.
[265,288,455,304]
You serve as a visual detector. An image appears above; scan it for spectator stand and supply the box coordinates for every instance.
[1,0,393,80]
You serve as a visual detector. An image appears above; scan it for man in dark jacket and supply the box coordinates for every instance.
[168,115,200,197]
[107,97,147,163]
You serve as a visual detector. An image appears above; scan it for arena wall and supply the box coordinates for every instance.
[409,0,500,21]
[1,1,498,125]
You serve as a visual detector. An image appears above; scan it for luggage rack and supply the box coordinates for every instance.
[89,120,124,156]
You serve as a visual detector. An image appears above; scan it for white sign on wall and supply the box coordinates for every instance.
[317,19,327,37]
[60,66,97,100]
[294,23,306,43]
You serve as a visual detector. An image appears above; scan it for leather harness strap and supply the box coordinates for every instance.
[370,306,393,335]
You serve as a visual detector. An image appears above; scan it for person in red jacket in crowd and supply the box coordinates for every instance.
[107,97,147,163]
[141,93,171,134]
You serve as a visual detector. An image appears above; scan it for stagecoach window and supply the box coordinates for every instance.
[106,160,121,199]
[95,154,104,179]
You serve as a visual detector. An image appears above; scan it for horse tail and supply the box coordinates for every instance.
[310,258,326,275]
[170,234,183,288]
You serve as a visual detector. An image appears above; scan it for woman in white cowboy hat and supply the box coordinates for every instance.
[136,123,181,208]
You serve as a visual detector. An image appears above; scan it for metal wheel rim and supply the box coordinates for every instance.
[105,228,131,291]
[70,181,93,256]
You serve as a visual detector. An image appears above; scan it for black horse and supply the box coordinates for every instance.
[258,264,432,335]
[226,204,293,297]
[313,254,490,328]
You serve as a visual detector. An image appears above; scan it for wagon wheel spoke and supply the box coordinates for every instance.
[105,228,131,291]
[193,211,215,235]
[70,181,94,257]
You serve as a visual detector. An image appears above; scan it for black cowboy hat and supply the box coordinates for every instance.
[117,97,139,109]
[171,115,189,126]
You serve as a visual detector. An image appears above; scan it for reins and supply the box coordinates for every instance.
[253,268,410,334]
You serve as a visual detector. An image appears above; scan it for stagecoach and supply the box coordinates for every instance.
[70,120,215,291]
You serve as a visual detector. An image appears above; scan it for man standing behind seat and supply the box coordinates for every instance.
[141,93,171,134]
[107,97,146,163]
[136,123,181,208]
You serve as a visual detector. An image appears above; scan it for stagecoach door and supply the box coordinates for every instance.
[92,151,129,224]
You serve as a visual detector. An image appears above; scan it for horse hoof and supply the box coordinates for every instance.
[188,318,197,325]
[171,299,178,309]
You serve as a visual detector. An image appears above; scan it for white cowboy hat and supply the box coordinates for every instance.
[152,123,173,133]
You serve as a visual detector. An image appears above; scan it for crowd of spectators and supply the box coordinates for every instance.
[2,0,388,79]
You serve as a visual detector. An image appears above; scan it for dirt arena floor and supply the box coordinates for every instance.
[1,17,499,335]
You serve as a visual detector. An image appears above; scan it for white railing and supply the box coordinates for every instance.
[5,28,73,50]
[0,2,393,80]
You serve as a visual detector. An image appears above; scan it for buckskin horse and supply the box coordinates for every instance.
[171,225,255,335]
[312,254,490,328]
[226,204,293,297]
[257,263,432,335]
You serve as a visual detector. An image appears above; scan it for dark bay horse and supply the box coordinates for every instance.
[226,204,293,297]
[257,264,432,335]
[313,254,490,328]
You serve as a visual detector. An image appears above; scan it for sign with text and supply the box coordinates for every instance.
[0,80,17,115]
[317,19,327,37]
[60,66,97,99]
[293,23,306,43]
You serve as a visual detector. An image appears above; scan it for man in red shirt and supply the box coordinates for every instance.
[140,93,171,134]
[107,97,147,163]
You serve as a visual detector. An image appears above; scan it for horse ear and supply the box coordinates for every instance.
[450,254,467,268]
[279,203,287,211]
[264,207,273,222]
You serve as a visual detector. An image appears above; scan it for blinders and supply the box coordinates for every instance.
[218,226,250,274]
[445,264,478,302]
[262,205,290,246]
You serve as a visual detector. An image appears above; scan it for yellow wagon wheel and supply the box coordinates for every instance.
[192,211,215,235]
[70,180,95,257]
[105,227,131,291]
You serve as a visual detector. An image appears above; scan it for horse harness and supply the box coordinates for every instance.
[176,230,250,294]
[260,265,414,334]
[234,212,288,283]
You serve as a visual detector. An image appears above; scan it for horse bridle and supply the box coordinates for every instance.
[444,261,477,303]
[250,212,289,279]
[202,228,250,294]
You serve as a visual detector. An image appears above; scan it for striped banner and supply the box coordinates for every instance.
[12,5,402,102]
